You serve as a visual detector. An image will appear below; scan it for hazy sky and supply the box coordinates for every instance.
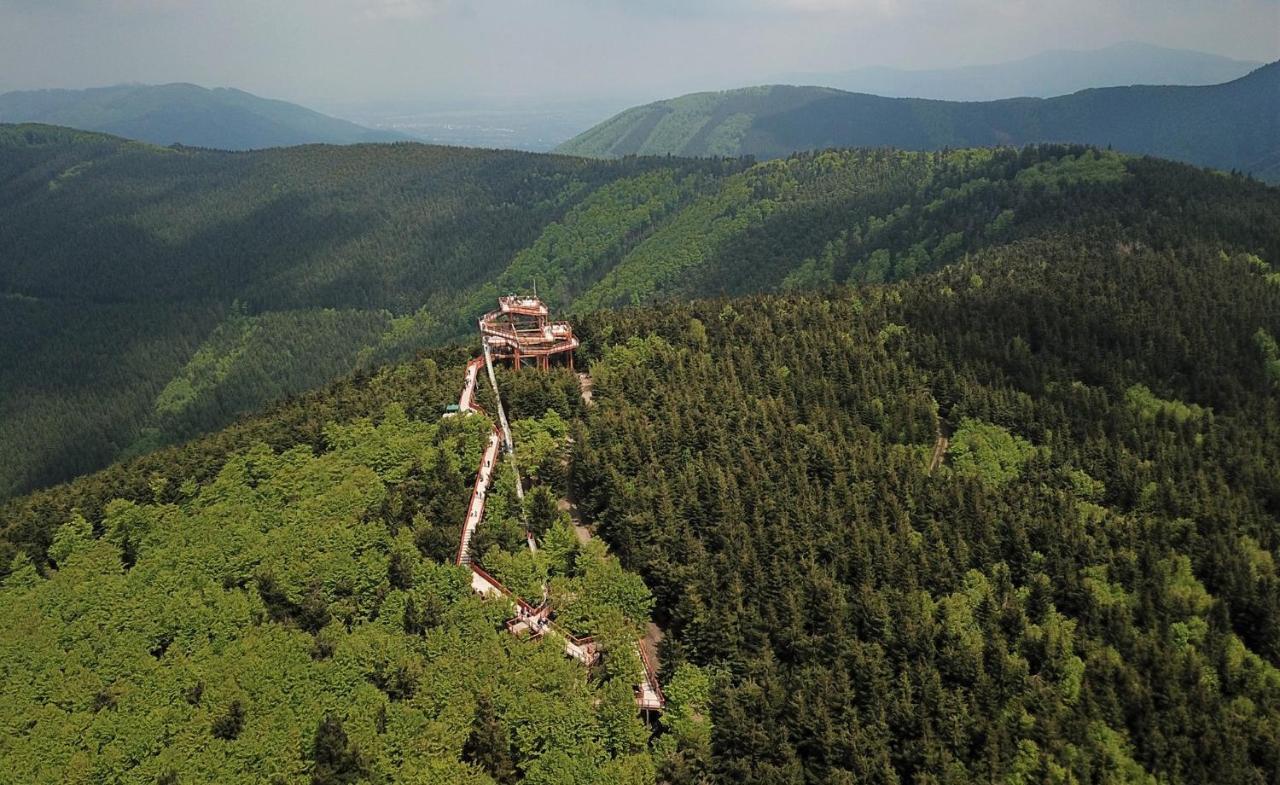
[1,0,1276,105]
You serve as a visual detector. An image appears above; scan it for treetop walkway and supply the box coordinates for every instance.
[449,298,664,712]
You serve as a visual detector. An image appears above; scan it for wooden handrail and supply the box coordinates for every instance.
[637,641,665,703]
[468,563,510,597]
[454,421,500,565]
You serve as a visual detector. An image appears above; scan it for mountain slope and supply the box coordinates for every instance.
[0,124,742,497]
[0,83,407,149]
[556,62,1280,181]
[2,222,1278,782]
[2,126,1278,500]
[570,241,1280,784]
[781,42,1262,101]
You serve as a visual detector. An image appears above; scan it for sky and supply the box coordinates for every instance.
[0,0,1276,106]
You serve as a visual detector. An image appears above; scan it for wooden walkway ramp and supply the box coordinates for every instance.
[449,353,664,711]
[454,358,501,565]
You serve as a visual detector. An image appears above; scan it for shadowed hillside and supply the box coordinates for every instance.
[2,126,1277,499]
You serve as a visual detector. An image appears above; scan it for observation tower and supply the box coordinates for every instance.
[480,295,578,371]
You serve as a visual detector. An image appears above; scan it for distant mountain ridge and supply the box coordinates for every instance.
[557,62,1280,182]
[0,83,408,150]
[780,42,1262,101]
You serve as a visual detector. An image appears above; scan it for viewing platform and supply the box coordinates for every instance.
[480,295,578,371]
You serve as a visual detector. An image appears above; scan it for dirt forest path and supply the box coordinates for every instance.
[558,497,594,545]
[558,482,667,709]
[928,403,953,475]
[928,433,950,474]
[569,370,665,703]
[564,370,597,544]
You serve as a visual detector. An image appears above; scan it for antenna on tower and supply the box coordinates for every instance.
[532,279,537,299]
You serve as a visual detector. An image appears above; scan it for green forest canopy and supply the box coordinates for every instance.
[0,403,668,784]
[2,216,1278,781]
[567,239,1280,783]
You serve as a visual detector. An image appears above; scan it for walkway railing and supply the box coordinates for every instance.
[455,426,500,565]
[636,641,665,710]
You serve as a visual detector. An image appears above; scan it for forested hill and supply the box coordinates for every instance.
[780,41,1262,101]
[556,61,1280,181]
[2,206,1278,781]
[0,83,407,149]
[2,125,1278,500]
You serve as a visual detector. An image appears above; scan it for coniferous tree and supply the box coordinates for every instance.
[461,694,519,784]
[310,715,366,785]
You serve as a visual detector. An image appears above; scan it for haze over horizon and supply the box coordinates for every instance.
[1,0,1276,108]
